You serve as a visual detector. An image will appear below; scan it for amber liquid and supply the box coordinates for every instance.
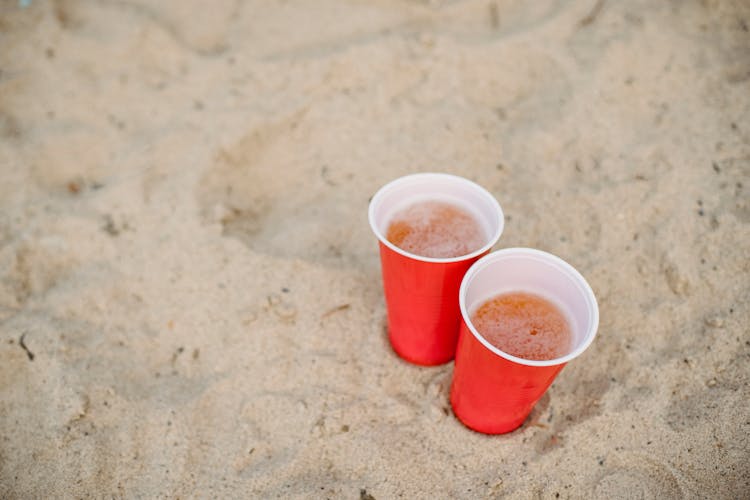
[470,292,573,361]
[385,200,485,258]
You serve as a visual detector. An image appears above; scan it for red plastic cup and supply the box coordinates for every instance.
[450,248,599,434]
[368,173,504,366]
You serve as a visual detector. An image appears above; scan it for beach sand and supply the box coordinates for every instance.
[0,0,748,497]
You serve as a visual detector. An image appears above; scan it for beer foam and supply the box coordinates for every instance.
[470,291,573,361]
[385,200,485,258]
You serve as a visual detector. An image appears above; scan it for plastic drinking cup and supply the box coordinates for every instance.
[450,248,599,434]
[368,173,504,365]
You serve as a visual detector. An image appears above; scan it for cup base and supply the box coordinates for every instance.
[449,386,527,435]
[388,331,455,366]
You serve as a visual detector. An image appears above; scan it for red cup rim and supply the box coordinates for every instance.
[459,248,600,367]
[368,173,504,264]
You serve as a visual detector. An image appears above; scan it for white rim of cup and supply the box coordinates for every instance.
[368,173,504,264]
[459,248,600,367]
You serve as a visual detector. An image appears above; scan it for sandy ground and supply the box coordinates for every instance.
[0,0,748,498]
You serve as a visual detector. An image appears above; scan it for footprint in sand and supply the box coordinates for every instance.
[51,0,238,55]
[403,0,570,42]
[26,126,115,195]
[124,0,240,55]
[594,455,683,498]
[713,156,750,224]
[215,0,571,61]
[0,234,79,309]
[195,27,574,268]
[181,384,313,481]
[196,110,375,268]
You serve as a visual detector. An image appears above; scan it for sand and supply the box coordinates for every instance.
[0,0,748,497]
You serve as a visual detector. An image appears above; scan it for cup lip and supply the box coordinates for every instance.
[368,172,504,264]
[459,247,599,367]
